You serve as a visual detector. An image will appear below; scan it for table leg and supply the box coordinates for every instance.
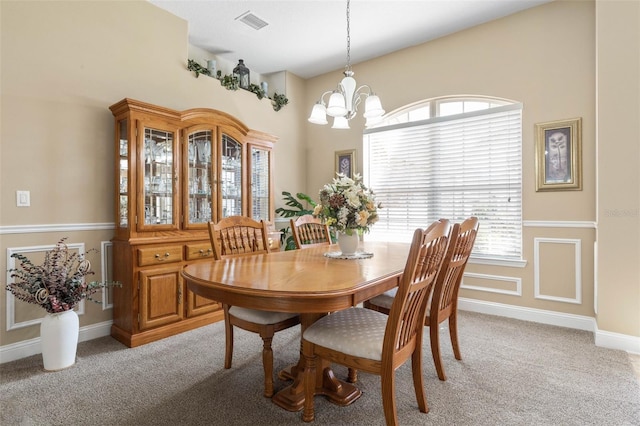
[272,313,362,412]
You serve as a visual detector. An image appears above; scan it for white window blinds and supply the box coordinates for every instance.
[363,103,522,260]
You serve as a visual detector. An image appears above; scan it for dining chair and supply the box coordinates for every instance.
[289,215,359,382]
[208,216,300,398]
[301,220,452,425]
[364,216,479,381]
[290,215,332,249]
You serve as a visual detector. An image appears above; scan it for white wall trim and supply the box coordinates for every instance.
[533,237,582,304]
[0,320,113,364]
[595,327,640,355]
[523,220,596,228]
[458,297,595,330]
[468,256,527,268]
[460,272,522,296]
[100,241,114,310]
[0,222,115,235]
[3,303,638,363]
[593,241,598,315]
[458,298,639,354]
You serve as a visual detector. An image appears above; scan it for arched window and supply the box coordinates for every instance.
[363,96,522,261]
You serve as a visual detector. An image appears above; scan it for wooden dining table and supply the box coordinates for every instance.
[182,240,410,413]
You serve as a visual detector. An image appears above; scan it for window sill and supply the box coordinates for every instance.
[468,256,527,268]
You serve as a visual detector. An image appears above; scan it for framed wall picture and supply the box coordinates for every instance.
[335,149,356,179]
[535,117,582,191]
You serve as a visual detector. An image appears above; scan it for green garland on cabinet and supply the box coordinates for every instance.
[187,60,289,112]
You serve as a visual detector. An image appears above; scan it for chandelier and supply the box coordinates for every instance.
[307,0,385,129]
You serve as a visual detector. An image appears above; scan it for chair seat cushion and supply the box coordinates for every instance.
[303,307,389,361]
[367,288,397,310]
[229,306,298,325]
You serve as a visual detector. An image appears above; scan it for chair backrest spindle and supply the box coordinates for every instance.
[290,215,332,249]
[384,220,452,360]
[431,217,479,323]
[209,216,270,260]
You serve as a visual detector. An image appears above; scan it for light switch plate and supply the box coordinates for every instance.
[16,190,30,207]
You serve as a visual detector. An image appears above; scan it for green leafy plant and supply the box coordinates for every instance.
[271,93,289,111]
[275,192,317,250]
[6,238,120,314]
[248,83,267,100]
[187,59,289,112]
[219,74,239,90]
[187,59,212,78]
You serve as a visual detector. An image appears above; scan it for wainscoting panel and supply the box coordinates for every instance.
[100,241,114,310]
[534,237,582,304]
[461,272,522,296]
[5,240,113,331]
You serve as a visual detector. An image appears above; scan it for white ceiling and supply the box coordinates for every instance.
[149,0,553,79]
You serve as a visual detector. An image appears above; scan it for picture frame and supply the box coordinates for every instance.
[534,117,582,191]
[335,149,356,179]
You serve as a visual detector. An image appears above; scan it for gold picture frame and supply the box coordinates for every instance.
[335,149,356,179]
[535,118,582,191]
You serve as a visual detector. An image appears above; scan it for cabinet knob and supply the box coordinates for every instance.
[198,248,213,257]
[155,252,170,261]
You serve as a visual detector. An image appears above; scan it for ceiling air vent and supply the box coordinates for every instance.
[235,11,269,30]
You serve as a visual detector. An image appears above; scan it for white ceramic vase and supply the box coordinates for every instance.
[40,309,79,371]
[337,232,359,255]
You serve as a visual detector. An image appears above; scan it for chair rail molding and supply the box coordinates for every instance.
[0,222,115,235]
[523,220,596,228]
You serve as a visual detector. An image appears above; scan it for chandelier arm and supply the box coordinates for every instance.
[318,90,336,105]
[353,85,374,97]
[351,96,362,114]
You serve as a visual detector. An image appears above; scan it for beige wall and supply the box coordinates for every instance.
[304,0,637,345]
[595,0,640,337]
[0,0,307,346]
[1,0,638,355]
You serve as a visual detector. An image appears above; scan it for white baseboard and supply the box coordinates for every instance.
[458,298,640,354]
[595,327,640,355]
[0,321,113,364]
[2,302,639,364]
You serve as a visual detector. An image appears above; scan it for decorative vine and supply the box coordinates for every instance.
[187,60,289,112]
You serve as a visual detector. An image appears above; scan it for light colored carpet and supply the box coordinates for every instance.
[1,311,639,425]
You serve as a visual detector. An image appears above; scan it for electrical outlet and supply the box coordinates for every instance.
[16,190,30,207]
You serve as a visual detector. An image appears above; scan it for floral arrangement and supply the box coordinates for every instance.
[313,173,381,235]
[6,238,119,314]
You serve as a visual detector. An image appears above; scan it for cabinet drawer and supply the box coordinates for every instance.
[185,242,214,260]
[138,245,183,267]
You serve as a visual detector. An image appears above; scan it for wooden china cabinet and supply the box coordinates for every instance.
[109,98,277,347]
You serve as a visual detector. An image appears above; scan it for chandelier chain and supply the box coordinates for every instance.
[307,0,384,127]
[346,0,351,71]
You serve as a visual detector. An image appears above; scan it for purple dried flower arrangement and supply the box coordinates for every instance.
[6,238,120,314]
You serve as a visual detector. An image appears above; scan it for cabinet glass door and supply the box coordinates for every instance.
[185,130,212,227]
[140,126,177,230]
[220,134,242,218]
[117,119,129,228]
[250,146,271,221]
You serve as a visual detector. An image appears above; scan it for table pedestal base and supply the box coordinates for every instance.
[273,364,361,412]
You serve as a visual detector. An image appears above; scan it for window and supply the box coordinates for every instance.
[363,96,522,260]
